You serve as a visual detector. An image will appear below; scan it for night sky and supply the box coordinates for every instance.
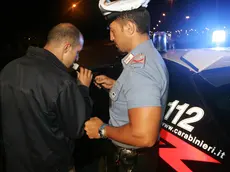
[0,0,229,69]
[1,0,230,41]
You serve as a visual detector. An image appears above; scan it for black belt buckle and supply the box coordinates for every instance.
[116,148,137,171]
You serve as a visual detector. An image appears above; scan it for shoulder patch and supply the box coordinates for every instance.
[124,53,134,64]
[131,54,146,68]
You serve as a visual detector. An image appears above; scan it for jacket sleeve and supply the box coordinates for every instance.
[56,81,91,139]
[78,85,93,118]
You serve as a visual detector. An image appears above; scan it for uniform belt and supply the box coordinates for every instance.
[114,141,159,155]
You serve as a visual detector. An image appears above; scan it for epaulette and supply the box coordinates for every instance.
[130,53,146,68]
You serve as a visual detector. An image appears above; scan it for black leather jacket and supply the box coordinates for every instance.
[0,46,92,172]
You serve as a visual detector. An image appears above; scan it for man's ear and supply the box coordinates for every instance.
[124,21,136,36]
[63,43,71,54]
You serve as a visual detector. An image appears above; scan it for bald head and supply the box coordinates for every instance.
[44,23,84,68]
[46,23,83,46]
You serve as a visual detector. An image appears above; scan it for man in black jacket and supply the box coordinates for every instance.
[0,23,93,172]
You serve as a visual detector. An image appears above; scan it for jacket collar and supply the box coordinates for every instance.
[26,46,67,72]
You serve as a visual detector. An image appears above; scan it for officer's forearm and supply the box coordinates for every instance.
[105,124,153,147]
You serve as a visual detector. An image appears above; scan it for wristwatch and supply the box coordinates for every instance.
[98,124,108,139]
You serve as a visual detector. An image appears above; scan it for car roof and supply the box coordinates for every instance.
[162,47,230,73]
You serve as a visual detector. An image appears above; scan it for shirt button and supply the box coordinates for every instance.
[112,92,116,98]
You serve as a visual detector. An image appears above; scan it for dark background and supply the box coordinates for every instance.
[1,0,230,171]
[1,0,230,69]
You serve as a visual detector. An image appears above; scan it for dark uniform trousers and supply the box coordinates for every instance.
[102,140,159,172]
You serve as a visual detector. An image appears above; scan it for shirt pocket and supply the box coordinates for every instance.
[109,82,123,102]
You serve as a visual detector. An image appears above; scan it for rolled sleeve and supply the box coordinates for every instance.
[123,69,161,109]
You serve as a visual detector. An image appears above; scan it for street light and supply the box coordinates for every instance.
[72,3,77,8]
[185,16,190,19]
[159,20,161,23]
[162,13,166,17]
[212,30,226,44]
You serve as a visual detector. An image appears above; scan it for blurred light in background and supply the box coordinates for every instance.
[212,30,226,43]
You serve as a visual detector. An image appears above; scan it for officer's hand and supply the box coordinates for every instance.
[94,75,115,90]
[77,67,93,87]
[84,117,103,139]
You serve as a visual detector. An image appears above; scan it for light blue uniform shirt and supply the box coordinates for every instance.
[109,40,169,148]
